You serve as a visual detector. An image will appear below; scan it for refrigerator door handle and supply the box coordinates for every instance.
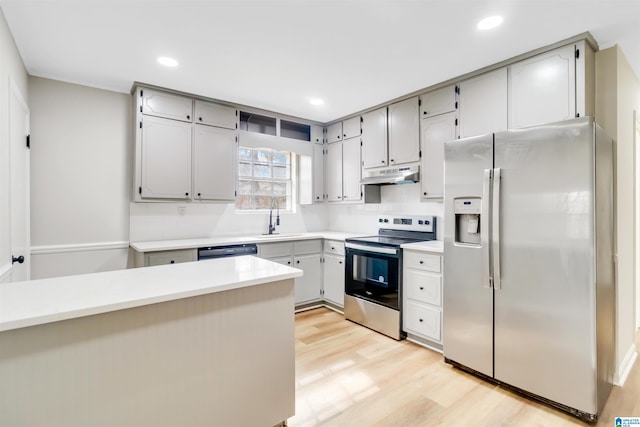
[482,168,492,288]
[492,168,501,290]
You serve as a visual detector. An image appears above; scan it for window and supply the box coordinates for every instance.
[236,147,292,210]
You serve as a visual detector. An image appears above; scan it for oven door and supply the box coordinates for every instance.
[345,243,400,310]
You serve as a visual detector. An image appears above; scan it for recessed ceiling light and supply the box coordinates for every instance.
[157,56,178,67]
[477,16,503,30]
[309,98,325,106]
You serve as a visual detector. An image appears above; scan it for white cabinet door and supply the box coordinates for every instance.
[508,44,576,129]
[342,116,361,140]
[420,85,456,119]
[194,100,237,130]
[193,126,237,201]
[326,142,343,202]
[420,112,456,199]
[311,124,324,144]
[140,116,192,199]
[458,68,508,138]
[313,143,324,202]
[323,254,345,307]
[294,254,322,304]
[342,138,362,202]
[140,88,193,123]
[326,122,342,143]
[361,107,388,169]
[388,97,420,165]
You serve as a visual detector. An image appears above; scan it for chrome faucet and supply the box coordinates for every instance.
[268,197,280,234]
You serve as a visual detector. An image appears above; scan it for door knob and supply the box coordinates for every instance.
[12,255,24,264]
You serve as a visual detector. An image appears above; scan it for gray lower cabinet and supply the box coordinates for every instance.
[259,240,323,306]
[322,240,345,307]
[134,248,197,267]
[402,249,443,350]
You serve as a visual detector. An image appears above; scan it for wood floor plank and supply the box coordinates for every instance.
[290,308,640,427]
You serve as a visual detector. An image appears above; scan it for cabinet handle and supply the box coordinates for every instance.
[287,261,291,265]
[343,133,347,137]
[185,192,189,197]
[316,196,320,200]
[198,117,203,121]
[419,286,424,290]
[423,111,427,115]
[187,115,191,120]
[381,160,385,163]
[331,247,335,250]
[170,260,175,264]
[423,192,427,196]
[419,318,423,322]
[296,260,300,264]
[390,159,395,163]
[339,261,342,264]
[419,260,424,264]
[197,192,201,197]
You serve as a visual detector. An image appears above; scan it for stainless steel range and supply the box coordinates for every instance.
[344,214,436,340]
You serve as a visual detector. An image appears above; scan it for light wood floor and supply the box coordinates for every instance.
[289,308,640,427]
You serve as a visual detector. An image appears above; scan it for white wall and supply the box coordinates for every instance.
[596,45,640,385]
[0,8,28,283]
[29,77,132,279]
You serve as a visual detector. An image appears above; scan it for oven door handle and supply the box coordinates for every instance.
[345,242,398,255]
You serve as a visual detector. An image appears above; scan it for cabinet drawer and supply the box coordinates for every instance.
[403,250,441,273]
[294,239,322,255]
[259,242,293,258]
[140,88,193,123]
[403,301,441,342]
[405,270,442,306]
[146,249,196,266]
[323,240,345,256]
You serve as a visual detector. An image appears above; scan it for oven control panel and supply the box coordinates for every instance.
[377,215,435,232]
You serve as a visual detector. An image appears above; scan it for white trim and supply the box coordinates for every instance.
[0,264,12,283]
[31,241,130,255]
[614,344,638,386]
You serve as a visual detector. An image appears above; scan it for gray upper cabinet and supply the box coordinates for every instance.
[193,126,237,201]
[139,115,192,199]
[388,97,420,165]
[458,68,508,138]
[194,100,237,130]
[326,142,343,201]
[141,88,193,123]
[342,116,361,140]
[420,111,456,200]
[420,85,456,119]
[326,122,342,143]
[361,107,388,169]
[311,124,324,144]
[508,44,576,129]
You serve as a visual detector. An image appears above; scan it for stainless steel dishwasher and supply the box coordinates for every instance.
[197,244,258,260]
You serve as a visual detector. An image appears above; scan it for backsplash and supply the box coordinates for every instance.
[130,183,443,242]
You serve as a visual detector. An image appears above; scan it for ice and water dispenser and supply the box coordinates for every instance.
[454,198,481,245]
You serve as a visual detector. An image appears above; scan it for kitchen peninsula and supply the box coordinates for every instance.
[0,256,300,427]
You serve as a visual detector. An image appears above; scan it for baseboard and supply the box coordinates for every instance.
[615,344,638,386]
[31,241,130,255]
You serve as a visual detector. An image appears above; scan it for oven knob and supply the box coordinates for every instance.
[378,218,383,223]
[384,219,389,223]
[425,220,430,225]
[418,220,424,225]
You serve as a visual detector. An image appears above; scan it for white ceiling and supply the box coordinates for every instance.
[1,0,639,123]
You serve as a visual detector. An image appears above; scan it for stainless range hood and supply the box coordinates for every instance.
[360,165,420,185]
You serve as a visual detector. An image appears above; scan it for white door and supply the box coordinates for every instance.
[388,97,420,165]
[140,116,193,199]
[342,138,362,202]
[194,100,237,130]
[342,116,361,140]
[508,44,576,129]
[326,142,343,202]
[458,68,508,138]
[421,111,456,199]
[140,88,193,122]
[294,254,322,304]
[193,126,236,200]
[9,80,30,282]
[326,122,343,144]
[361,107,388,169]
[313,143,324,202]
[323,254,345,307]
[420,85,456,119]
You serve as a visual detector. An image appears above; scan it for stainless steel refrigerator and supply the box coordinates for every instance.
[443,117,614,422]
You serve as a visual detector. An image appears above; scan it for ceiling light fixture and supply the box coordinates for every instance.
[309,98,325,106]
[477,15,503,30]
[157,56,179,67]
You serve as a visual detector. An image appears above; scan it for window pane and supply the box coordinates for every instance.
[255,181,272,196]
[237,180,253,195]
[273,182,287,197]
[273,196,287,209]
[253,164,271,178]
[272,152,289,165]
[238,162,252,177]
[238,148,252,161]
[236,195,253,209]
[272,166,289,179]
[253,149,271,163]
[254,196,272,210]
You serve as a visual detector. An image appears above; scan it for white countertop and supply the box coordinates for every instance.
[401,240,444,253]
[130,231,364,252]
[0,256,302,333]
